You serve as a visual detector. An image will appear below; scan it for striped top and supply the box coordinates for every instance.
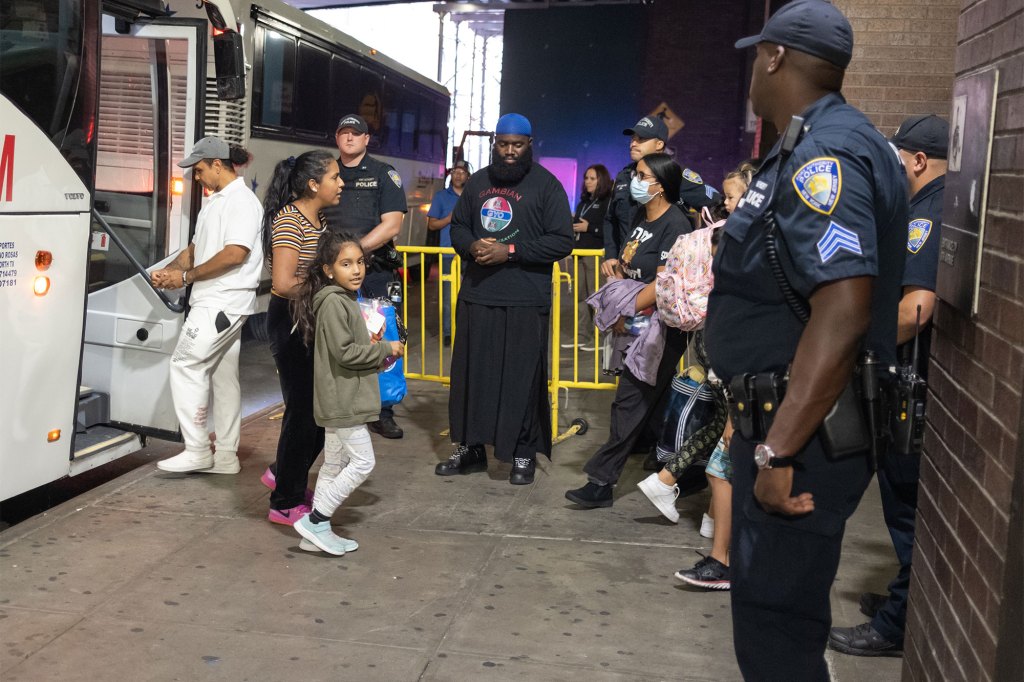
[270,204,325,296]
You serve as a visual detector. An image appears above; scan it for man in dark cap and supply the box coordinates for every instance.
[829,114,948,658]
[704,1,907,677]
[436,113,573,485]
[600,115,719,280]
[322,113,408,439]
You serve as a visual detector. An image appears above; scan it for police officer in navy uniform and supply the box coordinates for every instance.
[704,2,908,679]
[321,113,408,439]
[600,116,720,280]
[829,114,948,658]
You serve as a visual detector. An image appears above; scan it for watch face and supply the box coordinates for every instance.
[754,445,769,468]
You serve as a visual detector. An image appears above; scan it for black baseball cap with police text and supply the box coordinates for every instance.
[890,115,949,159]
[336,114,369,134]
[623,116,669,143]
[735,0,854,69]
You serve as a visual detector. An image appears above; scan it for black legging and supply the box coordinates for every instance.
[267,294,324,509]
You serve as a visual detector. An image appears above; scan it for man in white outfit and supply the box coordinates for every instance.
[151,136,264,474]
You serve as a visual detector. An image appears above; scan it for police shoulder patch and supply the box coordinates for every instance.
[387,169,402,188]
[907,218,932,254]
[682,168,703,185]
[792,157,842,215]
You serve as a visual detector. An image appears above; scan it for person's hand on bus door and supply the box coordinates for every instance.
[151,268,183,290]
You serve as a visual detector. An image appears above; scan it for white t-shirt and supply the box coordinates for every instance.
[189,177,265,315]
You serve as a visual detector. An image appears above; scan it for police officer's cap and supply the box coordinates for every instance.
[890,114,949,159]
[735,0,853,69]
[623,116,669,143]
[336,114,369,134]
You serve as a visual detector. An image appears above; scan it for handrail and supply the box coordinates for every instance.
[91,208,185,314]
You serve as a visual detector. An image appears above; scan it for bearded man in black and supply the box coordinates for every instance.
[434,113,574,484]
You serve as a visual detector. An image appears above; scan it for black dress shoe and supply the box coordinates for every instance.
[369,416,403,439]
[859,592,888,618]
[564,481,613,508]
[828,623,902,657]
[509,458,535,485]
[435,445,486,476]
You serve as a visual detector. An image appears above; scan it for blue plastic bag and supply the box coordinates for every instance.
[377,302,406,407]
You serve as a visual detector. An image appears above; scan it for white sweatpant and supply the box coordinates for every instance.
[168,306,246,455]
[313,425,376,516]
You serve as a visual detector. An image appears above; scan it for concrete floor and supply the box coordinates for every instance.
[1,343,904,681]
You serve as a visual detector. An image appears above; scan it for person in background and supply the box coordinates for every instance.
[426,159,471,346]
[259,151,343,526]
[153,137,263,477]
[562,163,612,351]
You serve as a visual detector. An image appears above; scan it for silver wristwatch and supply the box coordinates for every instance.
[754,443,794,470]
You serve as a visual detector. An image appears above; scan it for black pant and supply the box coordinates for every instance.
[729,434,872,681]
[361,267,396,421]
[267,295,324,509]
[582,328,687,486]
[871,449,920,643]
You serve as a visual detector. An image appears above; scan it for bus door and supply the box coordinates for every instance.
[76,17,205,467]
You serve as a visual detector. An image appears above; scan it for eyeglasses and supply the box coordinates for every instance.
[631,170,659,183]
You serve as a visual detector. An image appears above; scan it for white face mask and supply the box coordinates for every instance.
[630,175,658,205]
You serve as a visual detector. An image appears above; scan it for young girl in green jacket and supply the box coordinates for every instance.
[289,231,404,555]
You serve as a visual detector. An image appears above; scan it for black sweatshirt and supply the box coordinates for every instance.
[450,164,574,307]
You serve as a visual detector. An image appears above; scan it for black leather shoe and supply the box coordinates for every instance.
[509,458,535,485]
[564,481,613,508]
[435,445,486,476]
[828,623,902,657]
[369,416,403,439]
[859,592,888,618]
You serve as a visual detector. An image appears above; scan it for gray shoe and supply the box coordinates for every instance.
[828,622,902,657]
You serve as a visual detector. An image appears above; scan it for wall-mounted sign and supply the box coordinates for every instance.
[936,69,999,317]
[650,102,684,140]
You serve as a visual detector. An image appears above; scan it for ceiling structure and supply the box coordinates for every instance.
[285,0,652,13]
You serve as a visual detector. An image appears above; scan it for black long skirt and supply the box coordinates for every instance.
[449,300,551,462]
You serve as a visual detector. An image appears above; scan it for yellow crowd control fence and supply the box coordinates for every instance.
[396,245,618,443]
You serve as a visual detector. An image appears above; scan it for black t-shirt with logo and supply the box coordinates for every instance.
[450,164,574,307]
[619,204,691,283]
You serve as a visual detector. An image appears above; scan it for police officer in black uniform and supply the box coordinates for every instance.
[829,114,948,658]
[322,113,408,439]
[600,115,720,280]
[704,2,908,679]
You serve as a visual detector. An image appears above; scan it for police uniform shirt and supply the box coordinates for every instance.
[619,205,691,283]
[602,165,635,261]
[677,167,723,212]
[898,174,944,370]
[706,92,908,381]
[449,164,574,307]
[321,154,407,236]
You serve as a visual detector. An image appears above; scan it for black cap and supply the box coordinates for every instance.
[451,160,472,173]
[623,116,669,143]
[890,115,949,158]
[336,114,369,134]
[735,0,853,69]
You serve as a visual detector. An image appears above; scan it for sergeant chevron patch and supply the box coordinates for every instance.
[817,221,862,262]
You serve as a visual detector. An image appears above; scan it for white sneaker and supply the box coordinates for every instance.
[198,451,240,475]
[157,450,213,473]
[294,515,358,556]
[700,512,715,539]
[637,473,680,523]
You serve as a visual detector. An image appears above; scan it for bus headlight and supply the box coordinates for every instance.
[33,275,50,296]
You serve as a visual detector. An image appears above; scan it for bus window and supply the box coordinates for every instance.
[255,28,295,129]
[294,41,330,137]
[358,67,383,149]
[90,33,190,292]
[329,54,363,135]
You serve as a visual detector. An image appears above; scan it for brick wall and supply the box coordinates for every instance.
[901,0,1024,679]
[835,0,960,133]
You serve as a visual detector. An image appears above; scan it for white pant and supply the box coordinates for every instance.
[168,306,246,455]
[313,425,376,516]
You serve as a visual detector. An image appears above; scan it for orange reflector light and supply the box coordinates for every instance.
[48,429,61,442]
[35,250,53,270]
[33,275,50,296]
[419,203,430,213]
[171,177,185,195]
[212,25,226,36]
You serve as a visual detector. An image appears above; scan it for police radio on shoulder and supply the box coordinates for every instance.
[754,443,794,470]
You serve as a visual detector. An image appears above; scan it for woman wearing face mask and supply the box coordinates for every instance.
[565,152,691,509]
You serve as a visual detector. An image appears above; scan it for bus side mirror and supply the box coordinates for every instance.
[213,31,245,101]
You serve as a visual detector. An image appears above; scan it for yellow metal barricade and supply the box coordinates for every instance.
[395,245,617,443]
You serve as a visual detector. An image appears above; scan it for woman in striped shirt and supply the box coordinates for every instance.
[260,151,344,525]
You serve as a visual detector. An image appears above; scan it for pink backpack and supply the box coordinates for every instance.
[656,219,722,331]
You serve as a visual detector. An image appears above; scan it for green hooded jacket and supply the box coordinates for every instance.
[312,285,391,428]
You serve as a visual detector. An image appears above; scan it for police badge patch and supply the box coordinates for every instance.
[792,157,842,215]
[682,168,703,184]
[388,169,402,188]
[907,218,932,254]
